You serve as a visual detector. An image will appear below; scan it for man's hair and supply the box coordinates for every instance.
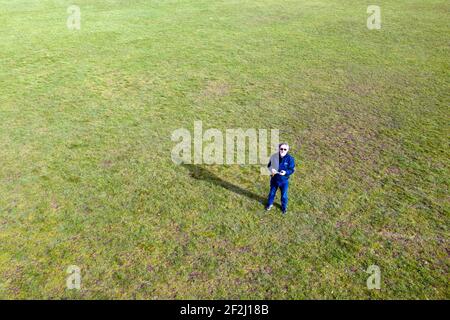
[279,143,289,150]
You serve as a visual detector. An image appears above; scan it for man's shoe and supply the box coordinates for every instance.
[281,209,287,215]
[265,205,273,211]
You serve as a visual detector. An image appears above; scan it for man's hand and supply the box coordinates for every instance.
[271,168,278,175]
[279,170,286,176]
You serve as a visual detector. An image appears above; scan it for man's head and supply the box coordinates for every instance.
[279,143,289,157]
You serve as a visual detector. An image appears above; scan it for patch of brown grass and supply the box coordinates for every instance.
[199,81,230,100]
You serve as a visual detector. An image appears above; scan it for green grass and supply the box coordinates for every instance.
[0,0,448,299]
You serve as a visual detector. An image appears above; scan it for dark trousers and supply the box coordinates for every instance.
[267,179,289,211]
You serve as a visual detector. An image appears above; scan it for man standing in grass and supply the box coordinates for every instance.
[265,143,295,215]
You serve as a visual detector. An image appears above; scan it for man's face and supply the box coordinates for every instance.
[279,145,289,157]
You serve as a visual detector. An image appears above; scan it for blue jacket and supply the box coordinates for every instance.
[268,153,295,184]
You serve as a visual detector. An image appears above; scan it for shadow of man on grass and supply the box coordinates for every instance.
[182,164,281,209]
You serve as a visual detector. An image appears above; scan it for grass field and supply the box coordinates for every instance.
[0,0,449,299]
